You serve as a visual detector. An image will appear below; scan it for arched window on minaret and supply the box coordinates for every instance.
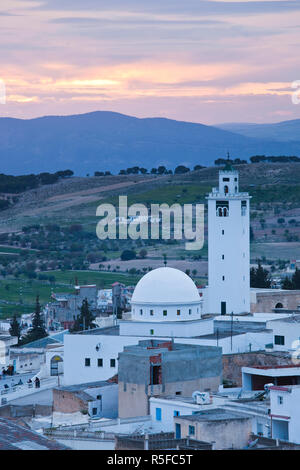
[224,185,229,194]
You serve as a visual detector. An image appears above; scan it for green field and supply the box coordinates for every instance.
[0,270,143,319]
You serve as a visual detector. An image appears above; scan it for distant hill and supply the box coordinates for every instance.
[216,119,300,142]
[1,111,300,175]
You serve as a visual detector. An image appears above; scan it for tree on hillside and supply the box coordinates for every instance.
[121,249,136,261]
[250,263,271,288]
[71,298,96,332]
[139,248,148,259]
[174,165,190,174]
[9,314,21,343]
[19,296,48,345]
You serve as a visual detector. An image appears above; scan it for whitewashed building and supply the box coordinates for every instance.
[204,161,251,315]
[269,385,300,443]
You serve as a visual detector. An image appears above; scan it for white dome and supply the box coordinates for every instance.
[131,267,200,305]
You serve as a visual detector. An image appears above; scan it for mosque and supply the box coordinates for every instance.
[63,163,252,385]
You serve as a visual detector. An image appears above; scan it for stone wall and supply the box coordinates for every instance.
[222,351,293,386]
[53,389,88,414]
[251,290,300,313]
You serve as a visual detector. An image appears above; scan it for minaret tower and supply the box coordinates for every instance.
[206,157,251,315]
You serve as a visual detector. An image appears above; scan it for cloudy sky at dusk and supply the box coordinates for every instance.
[0,0,300,124]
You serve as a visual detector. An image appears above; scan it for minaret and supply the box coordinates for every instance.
[206,158,251,315]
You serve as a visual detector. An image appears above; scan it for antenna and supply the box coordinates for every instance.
[163,253,167,267]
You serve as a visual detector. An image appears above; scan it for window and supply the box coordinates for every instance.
[150,309,154,316]
[92,407,98,416]
[274,335,285,346]
[150,329,154,335]
[216,201,229,217]
[222,275,225,281]
[174,410,180,417]
[96,395,102,400]
[140,309,143,315]
[175,391,182,396]
[257,423,263,436]
[222,254,224,260]
[98,358,103,367]
[278,396,283,405]
[110,359,116,367]
[163,310,167,316]
[189,425,195,436]
[156,408,162,421]
[189,309,192,315]
[85,358,91,367]
[223,177,230,182]
[222,229,225,235]
[177,309,181,316]
[241,200,247,216]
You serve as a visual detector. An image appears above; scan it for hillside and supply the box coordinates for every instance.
[0,162,299,318]
[0,161,300,233]
[2,112,300,175]
[216,119,300,142]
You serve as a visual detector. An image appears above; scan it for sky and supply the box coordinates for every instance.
[0,0,300,124]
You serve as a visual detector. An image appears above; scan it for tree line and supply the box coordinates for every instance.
[0,170,74,194]
[215,155,300,166]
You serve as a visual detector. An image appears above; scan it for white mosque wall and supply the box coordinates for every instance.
[131,302,202,322]
[119,318,213,338]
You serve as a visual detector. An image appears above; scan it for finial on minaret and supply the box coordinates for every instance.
[227,151,230,160]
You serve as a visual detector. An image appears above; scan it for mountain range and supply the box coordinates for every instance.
[1,111,300,175]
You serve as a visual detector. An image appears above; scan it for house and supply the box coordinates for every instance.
[266,315,300,352]
[173,408,252,449]
[53,380,118,419]
[118,340,222,419]
[269,384,300,443]
[242,364,300,391]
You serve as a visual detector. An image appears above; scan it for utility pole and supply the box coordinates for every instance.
[230,312,233,352]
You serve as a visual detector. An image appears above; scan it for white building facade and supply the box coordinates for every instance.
[269,385,300,443]
[206,163,251,315]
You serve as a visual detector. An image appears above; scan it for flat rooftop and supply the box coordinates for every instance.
[267,314,300,324]
[78,325,120,336]
[177,408,250,422]
[55,380,115,392]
